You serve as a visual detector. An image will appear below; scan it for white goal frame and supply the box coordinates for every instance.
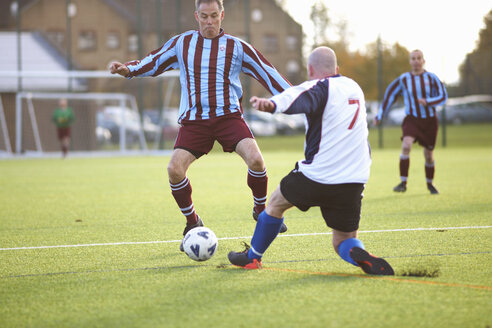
[15,92,149,154]
[0,95,12,153]
[0,70,180,155]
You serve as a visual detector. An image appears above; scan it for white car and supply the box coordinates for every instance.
[386,106,406,125]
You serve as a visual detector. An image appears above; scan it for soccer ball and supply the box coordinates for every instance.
[182,227,218,261]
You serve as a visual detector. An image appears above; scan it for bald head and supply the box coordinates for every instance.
[307,47,338,80]
[409,49,425,74]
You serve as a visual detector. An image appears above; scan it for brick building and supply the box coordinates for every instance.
[5,0,304,94]
[0,0,304,152]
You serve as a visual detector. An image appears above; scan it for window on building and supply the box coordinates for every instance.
[262,34,278,53]
[286,60,300,75]
[286,36,298,51]
[128,34,138,52]
[286,60,301,82]
[107,31,120,49]
[47,30,65,47]
[78,30,96,51]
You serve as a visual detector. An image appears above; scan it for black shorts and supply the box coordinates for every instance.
[280,169,364,232]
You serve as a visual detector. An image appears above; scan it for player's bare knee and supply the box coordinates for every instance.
[265,203,285,219]
[248,153,265,172]
[167,161,185,182]
[266,188,291,218]
[402,144,412,155]
[424,149,434,163]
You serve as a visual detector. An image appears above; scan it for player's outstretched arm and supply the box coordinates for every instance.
[251,96,275,113]
[109,61,130,77]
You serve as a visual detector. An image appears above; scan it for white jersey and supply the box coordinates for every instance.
[270,75,371,184]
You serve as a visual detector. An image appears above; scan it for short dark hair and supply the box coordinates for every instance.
[195,0,223,11]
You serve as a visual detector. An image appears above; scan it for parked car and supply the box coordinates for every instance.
[385,106,407,125]
[243,111,277,137]
[97,106,159,145]
[438,95,492,124]
[377,95,492,126]
[272,114,305,135]
[95,126,111,145]
[143,108,180,141]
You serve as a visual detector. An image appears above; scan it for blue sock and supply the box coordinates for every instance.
[247,211,284,260]
[338,238,365,266]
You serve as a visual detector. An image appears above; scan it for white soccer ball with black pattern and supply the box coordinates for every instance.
[182,227,218,261]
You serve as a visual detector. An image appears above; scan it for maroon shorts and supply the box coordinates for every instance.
[57,127,71,139]
[174,112,254,158]
[401,115,438,150]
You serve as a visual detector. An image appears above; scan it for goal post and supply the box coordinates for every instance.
[16,92,148,154]
[0,69,180,156]
[0,95,12,153]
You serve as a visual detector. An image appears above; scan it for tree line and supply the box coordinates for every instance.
[307,2,492,99]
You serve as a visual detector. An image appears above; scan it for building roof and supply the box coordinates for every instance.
[0,31,86,92]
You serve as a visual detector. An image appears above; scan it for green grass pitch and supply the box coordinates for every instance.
[0,124,491,327]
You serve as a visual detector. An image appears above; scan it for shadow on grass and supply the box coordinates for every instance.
[4,251,489,280]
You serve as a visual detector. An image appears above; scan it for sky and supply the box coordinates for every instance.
[281,0,491,84]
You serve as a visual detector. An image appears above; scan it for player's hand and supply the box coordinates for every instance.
[418,98,427,106]
[373,117,380,126]
[250,96,275,112]
[109,62,130,77]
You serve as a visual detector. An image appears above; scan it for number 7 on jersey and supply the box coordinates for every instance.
[348,99,360,130]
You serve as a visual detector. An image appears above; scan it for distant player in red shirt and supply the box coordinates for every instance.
[375,50,447,194]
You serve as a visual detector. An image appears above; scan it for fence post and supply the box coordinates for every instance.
[441,105,447,147]
[377,35,384,149]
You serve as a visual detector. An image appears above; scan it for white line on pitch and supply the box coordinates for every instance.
[1,226,491,251]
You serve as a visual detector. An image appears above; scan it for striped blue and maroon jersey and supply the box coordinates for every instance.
[377,71,447,120]
[125,29,291,123]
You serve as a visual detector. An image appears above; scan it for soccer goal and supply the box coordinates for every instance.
[14,92,155,155]
[0,71,179,156]
[1,69,180,156]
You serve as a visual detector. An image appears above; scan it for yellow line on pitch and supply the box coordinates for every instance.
[262,267,492,291]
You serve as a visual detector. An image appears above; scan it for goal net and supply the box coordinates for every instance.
[1,70,180,157]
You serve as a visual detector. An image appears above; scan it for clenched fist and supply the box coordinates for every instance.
[109,62,130,77]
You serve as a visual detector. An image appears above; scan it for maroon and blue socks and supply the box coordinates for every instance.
[248,168,268,214]
[400,154,410,183]
[170,177,197,225]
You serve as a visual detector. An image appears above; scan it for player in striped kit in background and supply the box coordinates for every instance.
[110,0,290,249]
[375,50,447,194]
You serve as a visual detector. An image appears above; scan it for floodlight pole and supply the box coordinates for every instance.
[156,0,165,150]
[15,0,22,93]
[243,0,251,111]
[66,0,73,92]
[137,0,144,121]
[15,94,22,154]
[441,105,447,147]
[176,0,181,32]
[377,35,384,149]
